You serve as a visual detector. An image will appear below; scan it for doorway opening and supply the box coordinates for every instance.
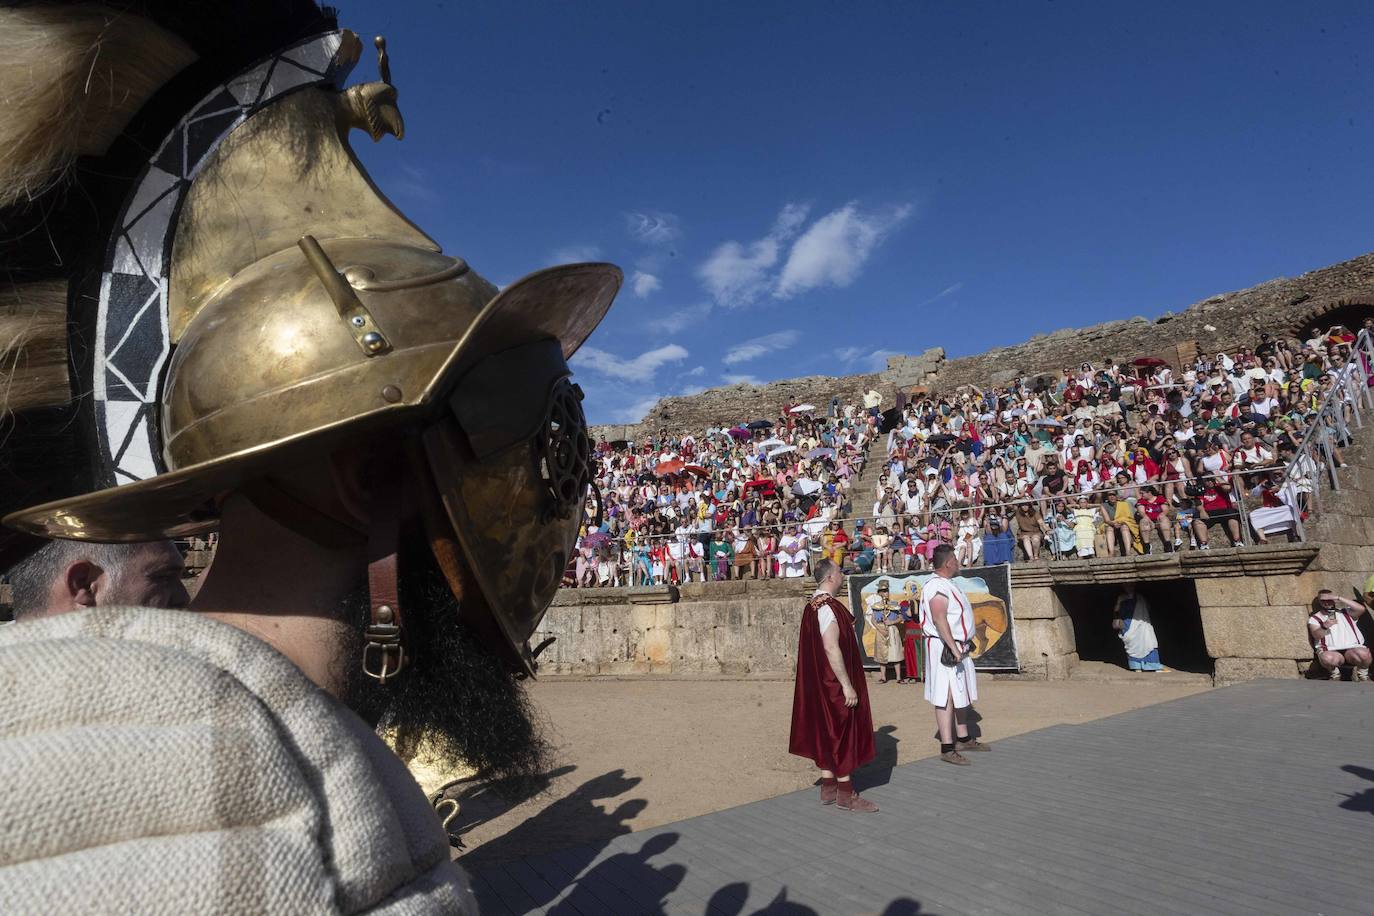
[1055,579,1212,676]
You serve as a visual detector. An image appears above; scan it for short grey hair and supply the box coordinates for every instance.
[6,540,146,619]
[813,558,839,584]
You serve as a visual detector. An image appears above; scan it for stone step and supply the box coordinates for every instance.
[1067,659,1213,685]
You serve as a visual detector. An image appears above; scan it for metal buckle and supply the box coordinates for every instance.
[362,620,406,683]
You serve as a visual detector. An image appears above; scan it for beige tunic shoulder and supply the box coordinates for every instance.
[0,607,473,914]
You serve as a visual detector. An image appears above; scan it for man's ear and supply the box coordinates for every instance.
[65,561,103,608]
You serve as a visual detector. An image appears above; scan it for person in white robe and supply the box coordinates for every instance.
[1112,584,1162,672]
[776,526,810,578]
[918,544,989,765]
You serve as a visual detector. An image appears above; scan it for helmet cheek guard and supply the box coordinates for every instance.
[422,338,593,675]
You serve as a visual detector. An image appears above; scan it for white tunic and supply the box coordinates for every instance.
[1118,593,1159,660]
[1310,609,1366,652]
[919,576,978,708]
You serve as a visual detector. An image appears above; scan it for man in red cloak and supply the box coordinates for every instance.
[788,558,878,812]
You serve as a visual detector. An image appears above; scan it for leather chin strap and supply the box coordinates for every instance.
[363,472,406,683]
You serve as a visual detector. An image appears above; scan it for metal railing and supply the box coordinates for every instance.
[1279,329,1374,533]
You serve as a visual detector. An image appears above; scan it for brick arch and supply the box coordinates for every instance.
[1291,299,1374,339]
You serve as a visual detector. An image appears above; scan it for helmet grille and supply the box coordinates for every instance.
[539,378,591,520]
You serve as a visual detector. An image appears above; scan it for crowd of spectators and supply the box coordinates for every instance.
[570,319,1371,587]
[571,396,878,587]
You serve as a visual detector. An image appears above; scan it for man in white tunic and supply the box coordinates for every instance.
[1308,589,1372,681]
[919,544,991,765]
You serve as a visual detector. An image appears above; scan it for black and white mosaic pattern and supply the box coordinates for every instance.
[94,31,354,486]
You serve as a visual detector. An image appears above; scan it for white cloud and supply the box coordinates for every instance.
[551,244,603,263]
[723,329,800,366]
[723,373,763,386]
[698,238,780,307]
[686,365,706,377]
[631,271,661,298]
[697,203,810,307]
[646,302,712,335]
[774,202,912,299]
[613,394,664,423]
[917,281,963,307]
[626,211,681,244]
[772,202,811,237]
[571,343,688,382]
[835,346,902,373]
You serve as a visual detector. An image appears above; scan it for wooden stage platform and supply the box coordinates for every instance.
[469,680,1374,915]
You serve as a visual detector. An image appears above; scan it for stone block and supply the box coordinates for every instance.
[1306,513,1374,546]
[1199,605,1311,660]
[1262,572,1329,609]
[746,624,797,674]
[579,605,633,664]
[704,600,748,629]
[1310,543,1374,574]
[1016,616,1076,660]
[633,626,673,669]
[670,623,716,673]
[673,603,718,631]
[747,597,801,629]
[1045,652,1080,681]
[713,619,752,667]
[1214,657,1301,684]
[1010,586,1064,620]
[1193,575,1267,607]
[629,604,658,632]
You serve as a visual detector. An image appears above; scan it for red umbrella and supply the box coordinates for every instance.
[683,465,710,479]
[1131,356,1167,367]
[653,459,686,478]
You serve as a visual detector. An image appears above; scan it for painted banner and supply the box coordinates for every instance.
[848,564,1019,672]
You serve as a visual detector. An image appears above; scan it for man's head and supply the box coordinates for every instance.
[813,558,843,592]
[931,542,959,577]
[7,539,188,619]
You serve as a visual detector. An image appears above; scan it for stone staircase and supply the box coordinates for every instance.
[846,443,888,521]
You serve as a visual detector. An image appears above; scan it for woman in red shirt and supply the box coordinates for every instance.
[1135,485,1177,553]
[1192,479,1241,548]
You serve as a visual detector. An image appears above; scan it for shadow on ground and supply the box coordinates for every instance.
[468,764,929,914]
[1340,764,1374,814]
[708,884,926,915]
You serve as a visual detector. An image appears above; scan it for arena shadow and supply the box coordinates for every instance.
[463,768,648,868]
[852,723,899,791]
[707,884,926,915]
[467,768,685,912]
[438,764,578,848]
[1340,764,1374,814]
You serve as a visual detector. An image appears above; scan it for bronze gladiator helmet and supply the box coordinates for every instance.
[1,6,620,675]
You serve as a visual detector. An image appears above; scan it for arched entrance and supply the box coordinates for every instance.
[1292,300,1374,340]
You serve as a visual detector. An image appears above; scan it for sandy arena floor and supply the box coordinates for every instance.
[454,675,1208,866]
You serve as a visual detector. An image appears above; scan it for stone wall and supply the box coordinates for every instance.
[589,251,1374,435]
[913,252,1374,392]
[589,373,880,442]
[535,578,814,676]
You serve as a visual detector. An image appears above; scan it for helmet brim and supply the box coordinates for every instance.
[3,262,622,541]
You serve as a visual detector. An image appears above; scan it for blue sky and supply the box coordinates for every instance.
[336,0,1374,424]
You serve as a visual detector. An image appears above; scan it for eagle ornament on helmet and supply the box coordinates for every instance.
[0,6,620,677]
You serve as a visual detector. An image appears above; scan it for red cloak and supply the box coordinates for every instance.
[788,594,875,776]
[902,620,923,682]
